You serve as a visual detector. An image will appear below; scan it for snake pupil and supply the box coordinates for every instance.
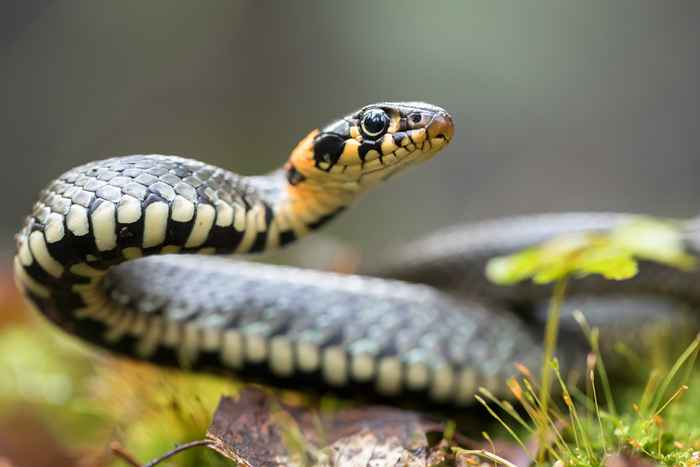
[360,109,389,138]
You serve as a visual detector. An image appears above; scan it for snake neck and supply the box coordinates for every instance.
[252,130,362,249]
[249,168,355,250]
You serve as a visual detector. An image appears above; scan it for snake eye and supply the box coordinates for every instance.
[360,109,390,139]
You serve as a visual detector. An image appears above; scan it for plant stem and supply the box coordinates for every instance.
[144,440,212,467]
[537,276,568,462]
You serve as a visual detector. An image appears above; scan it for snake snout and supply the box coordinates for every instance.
[427,111,454,142]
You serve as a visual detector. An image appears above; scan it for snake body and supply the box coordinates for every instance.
[13,101,700,407]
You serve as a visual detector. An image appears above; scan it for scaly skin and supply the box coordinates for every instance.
[14,101,699,408]
[17,102,540,409]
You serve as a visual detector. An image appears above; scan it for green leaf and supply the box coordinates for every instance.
[485,216,696,286]
[575,251,638,281]
[609,217,697,271]
[485,249,541,285]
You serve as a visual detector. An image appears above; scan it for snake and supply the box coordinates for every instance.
[13,101,700,408]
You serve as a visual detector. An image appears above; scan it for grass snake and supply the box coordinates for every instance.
[13,102,700,407]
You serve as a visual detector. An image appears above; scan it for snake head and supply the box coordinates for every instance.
[287,102,454,190]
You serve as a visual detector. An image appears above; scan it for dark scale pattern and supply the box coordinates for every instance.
[103,255,546,398]
[186,164,253,210]
[24,155,275,265]
[19,105,660,408]
[15,154,283,337]
[372,213,700,306]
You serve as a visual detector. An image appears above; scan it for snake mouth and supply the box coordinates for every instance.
[359,139,451,186]
[361,112,454,176]
[363,142,442,175]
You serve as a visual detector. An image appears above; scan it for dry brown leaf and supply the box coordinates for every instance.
[206,388,448,467]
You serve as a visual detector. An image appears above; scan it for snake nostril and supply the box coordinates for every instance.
[427,112,454,141]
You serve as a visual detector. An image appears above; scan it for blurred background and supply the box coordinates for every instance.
[2,1,700,260]
[0,2,699,465]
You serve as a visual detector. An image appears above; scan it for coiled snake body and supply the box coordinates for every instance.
[13,102,700,407]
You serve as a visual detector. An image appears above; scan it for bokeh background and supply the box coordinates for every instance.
[2,1,700,261]
[1,2,699,465]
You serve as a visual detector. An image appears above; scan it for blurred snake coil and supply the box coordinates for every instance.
[13,101,700,407]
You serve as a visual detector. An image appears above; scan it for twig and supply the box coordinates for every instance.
[111,439,213,467]
[144,439,212,467]
[111,441,142,467]
[454,448,519,467]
